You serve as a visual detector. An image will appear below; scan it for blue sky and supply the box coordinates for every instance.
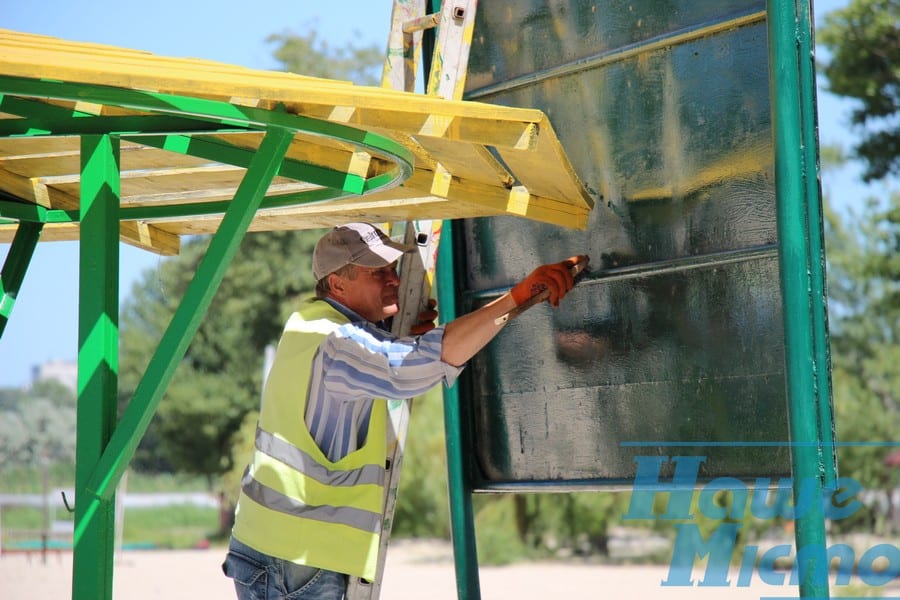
[0,0,873,387]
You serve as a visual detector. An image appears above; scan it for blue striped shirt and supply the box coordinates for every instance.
[305,299,462,462]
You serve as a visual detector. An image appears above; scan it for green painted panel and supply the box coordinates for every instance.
[467,0,763,88]
[465,255,789,486]
[457,0,793,487]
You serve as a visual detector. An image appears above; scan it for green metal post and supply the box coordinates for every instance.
[436,219,482,600]
[0,221,43,336]
[796,0,837,487]
[767,0,832,597]
[427,5,481,595]
[83,127,293,504]
[73,134,120,600]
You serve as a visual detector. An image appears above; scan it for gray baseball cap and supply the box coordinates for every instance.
[313,223,415,281]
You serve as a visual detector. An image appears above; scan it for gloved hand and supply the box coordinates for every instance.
[510,257,579,307]
[409,298,439,335]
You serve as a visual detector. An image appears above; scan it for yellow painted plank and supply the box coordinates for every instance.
[0,221,180,255]
[0,30,546,127]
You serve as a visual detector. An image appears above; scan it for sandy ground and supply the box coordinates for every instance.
[1,539,893,599]
[0,539,771,600]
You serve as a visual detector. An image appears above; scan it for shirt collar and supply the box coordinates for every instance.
[322,297,390,330]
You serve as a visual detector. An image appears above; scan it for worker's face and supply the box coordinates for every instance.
[330,263,401,323]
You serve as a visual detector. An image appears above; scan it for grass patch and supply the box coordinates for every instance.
[122,471,211,494]
[1,467,220,551]
[122,504,219,549]
[1,506,49,530]
[1,504,219,550]
[0,465,210,495]
[0,464,75,493]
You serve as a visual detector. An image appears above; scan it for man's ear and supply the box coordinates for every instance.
[328,272,346,298]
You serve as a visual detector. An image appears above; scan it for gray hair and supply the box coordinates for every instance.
[314,263,357,299]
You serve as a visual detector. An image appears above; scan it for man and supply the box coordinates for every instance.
[224,222,578,599]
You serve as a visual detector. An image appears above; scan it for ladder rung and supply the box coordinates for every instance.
[402,13,441,34]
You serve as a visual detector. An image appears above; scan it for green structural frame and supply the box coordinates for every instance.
[437,1,836,599]
[0,75,413,600]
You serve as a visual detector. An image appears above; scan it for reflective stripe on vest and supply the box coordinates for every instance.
[254,426,385,488]
[241,467,382,533]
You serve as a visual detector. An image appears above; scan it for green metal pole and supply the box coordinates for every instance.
[83,126,293,503]
[796,0,837,487]
[0,221,43,336]
[436,219,482,600]
[423,7,482,598]
[73,134,120,600]
[767,0,831,598]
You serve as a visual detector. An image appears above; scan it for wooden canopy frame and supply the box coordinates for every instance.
[0,29,593,255]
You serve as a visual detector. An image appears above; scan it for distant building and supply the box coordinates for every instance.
[31,359,78,392]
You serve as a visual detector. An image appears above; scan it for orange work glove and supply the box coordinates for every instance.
[510,257,579,307]
[409,298,439,335]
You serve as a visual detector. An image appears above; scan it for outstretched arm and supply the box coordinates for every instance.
[440,292,517,367]
[439,255,586,367]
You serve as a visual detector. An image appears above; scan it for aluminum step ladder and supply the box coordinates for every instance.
[345,1,477,598]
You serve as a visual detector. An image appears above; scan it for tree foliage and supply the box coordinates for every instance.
[0,380,76,467]
[267,23,383,85]
[823,185,900,532]
[818,0,900,182]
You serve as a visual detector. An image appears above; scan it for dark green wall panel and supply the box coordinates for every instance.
[457,0,790,488]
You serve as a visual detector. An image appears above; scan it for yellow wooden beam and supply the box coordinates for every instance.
[0,221,180,255]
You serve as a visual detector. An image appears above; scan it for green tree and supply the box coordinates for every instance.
[0,380,76,467]
[823,178,900,533]
[818,0,900,182]
[267,23,383,85]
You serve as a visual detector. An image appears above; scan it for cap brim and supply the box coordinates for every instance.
[350,239,415,268]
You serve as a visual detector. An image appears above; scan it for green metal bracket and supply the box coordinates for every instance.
[0,76,412,169]
[0,221,43,335]
[0,92,232,137]
[0,187,353,225]
[125,133,372,195]
[0,196,75,224]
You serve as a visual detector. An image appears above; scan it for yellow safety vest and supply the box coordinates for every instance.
[232,299,387,580]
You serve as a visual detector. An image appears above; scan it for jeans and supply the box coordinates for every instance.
[223,537,348,599]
